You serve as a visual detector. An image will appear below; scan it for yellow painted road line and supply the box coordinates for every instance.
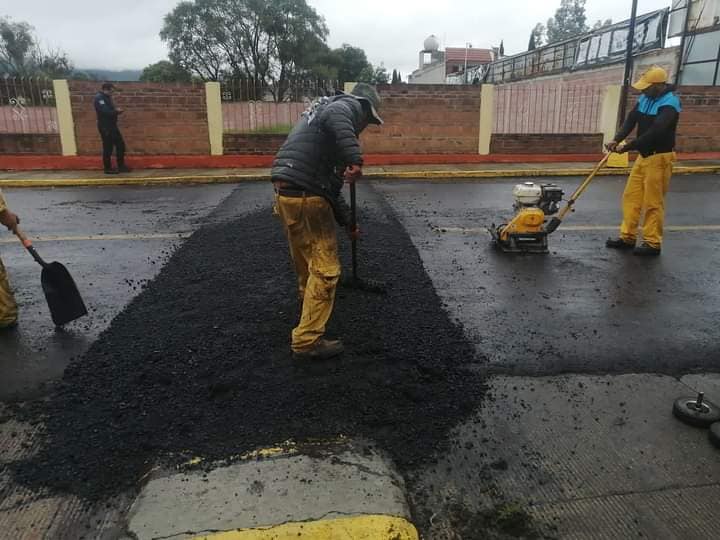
[0,232,192,244]
[192,515,419,540]
[437,225,720,233]
[0,165,717,188]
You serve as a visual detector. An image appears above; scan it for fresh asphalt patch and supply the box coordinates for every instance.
[10,185,487,501]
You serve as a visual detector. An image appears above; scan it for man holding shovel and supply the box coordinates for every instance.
[271,83,383,361]
[0,189,20,329]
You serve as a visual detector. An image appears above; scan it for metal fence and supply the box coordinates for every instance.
[220,79,340,133]
[485,8,668,84]
[0,77,59,134]
[494,83,605,134]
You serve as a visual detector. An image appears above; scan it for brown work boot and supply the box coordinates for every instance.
[292,339,344,361]
[606,237,635,250]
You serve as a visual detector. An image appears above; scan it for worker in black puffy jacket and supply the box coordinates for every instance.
[94,82,130,174]
[271,83,383,361]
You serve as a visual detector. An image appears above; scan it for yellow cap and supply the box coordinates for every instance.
[632,66,668,90]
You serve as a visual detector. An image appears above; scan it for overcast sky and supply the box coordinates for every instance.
[4,0,672,76]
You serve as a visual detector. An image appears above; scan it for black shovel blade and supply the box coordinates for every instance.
[41,262,88,326]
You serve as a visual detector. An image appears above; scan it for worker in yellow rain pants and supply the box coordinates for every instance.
[275,194,341,353]
[271,83,383,361]
[605,66,681,256]
[0,188,20,329]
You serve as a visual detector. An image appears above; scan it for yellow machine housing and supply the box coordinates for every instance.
[498,208,545,242]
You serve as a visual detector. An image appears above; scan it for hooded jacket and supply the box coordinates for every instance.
[271,94,367,225]
[615,86,681,157]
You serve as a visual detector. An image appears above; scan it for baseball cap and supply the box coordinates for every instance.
[350,83,384,125]
[632,66,668,91]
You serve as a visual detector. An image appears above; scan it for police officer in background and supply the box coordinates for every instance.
[94,83,131,174]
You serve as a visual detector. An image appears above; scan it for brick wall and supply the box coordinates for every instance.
[0,133,61,154]
[490,133,603,154]
[224,133,285,155]
[69,82,210,155]
[361,84,482,153]
[622,86,720,153]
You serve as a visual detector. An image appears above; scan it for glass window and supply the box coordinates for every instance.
[598,32,612,58]
[680,61,717,85]
[642,14,662,46]
[587,36,601,62]
[576,39,590,65]
[611,28,629,54]
[686,31,720,63]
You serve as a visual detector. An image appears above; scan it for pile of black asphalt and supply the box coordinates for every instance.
[11,187,488,500]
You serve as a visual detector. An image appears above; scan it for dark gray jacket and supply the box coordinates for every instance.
[271,94,366,225]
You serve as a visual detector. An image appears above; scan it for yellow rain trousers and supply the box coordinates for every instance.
[0,190,18,328]
[276,194,341,352]
[619,152,676,249]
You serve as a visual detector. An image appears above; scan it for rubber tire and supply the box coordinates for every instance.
[673,397,720,428]
[710,423,720,449]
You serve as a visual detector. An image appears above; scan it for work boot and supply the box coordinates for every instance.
[0,321,18,332]
[606,237,635,250]
[104,169,119,175]
[633,243,661,256]
[118,165,132,173]
[292,338,344,361]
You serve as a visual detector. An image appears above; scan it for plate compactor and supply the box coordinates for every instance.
[489,155,609,254]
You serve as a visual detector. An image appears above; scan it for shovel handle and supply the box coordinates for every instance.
[14,227,33,249]
[14,227,48,267]
[349,181,358,280]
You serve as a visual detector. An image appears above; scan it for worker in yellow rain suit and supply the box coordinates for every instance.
[605,66,681,256]
[0,188,20,329]
[271,83,383,361]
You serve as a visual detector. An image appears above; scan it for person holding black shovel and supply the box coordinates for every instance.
[0,189,20,329]
[271,83,383,361]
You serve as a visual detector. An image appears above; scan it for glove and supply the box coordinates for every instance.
[604,141,619,152]
[0,210,19,232]
[616,140,633,154]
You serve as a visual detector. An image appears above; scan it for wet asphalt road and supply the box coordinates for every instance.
[376,174,720,376]
[1,176,719,538]
[2,175,719,399]
[0,184,269,400]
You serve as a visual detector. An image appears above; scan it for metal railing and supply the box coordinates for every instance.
[493,83,605,134]
[0,77,59,134]
[485,8,668,84]
[220,79,340,133]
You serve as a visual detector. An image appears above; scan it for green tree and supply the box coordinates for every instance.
[545,0,588,44]
[358,63,388,84]
[592,19,612,31]
[141,60,193,83]
[391,69,398,83]
[529,23,546,50]
[161,0,328,99]
[333,44,370,83]
[0,17,73,77]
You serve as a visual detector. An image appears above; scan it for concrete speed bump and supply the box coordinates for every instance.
[192,515,418,539]
[127,441,418,540]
